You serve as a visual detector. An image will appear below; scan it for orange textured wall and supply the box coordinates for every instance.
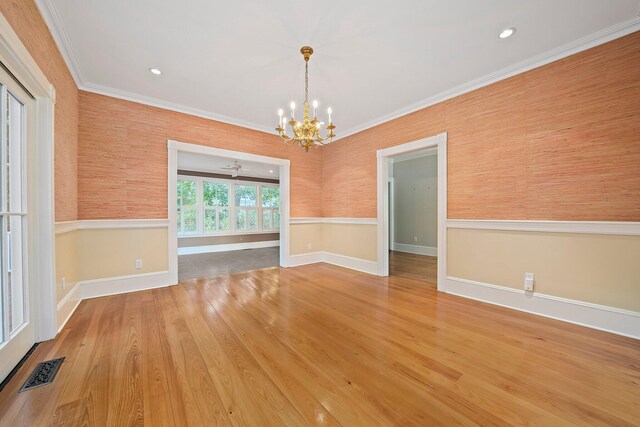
[78,92,322,219]
[0,0,78,221]
[322,32,640,221]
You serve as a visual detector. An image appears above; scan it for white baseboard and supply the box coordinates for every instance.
[288,251,378,275]
[178,240,279,255]
[56,282,82,332]
[444,276,640,340]
[392,243,437,256]
[288,251,325,267]
[80,270,175,299]
[322,252,379,275]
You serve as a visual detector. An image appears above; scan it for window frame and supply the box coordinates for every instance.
[235,183,259,232]
[202,179,232,235]
[177,174,280,238]
[261,184,280,232]
[177,177,200,236]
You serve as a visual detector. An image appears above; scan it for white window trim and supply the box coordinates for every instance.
[177,174,280,238]
[260,183,280,233]
[0,12,56,348]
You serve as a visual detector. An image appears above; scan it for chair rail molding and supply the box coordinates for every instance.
[447,219,640,235]
[290,217,378,225]
[55,219,170,234]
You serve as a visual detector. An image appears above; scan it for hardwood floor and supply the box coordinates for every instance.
[389,250,437,281]
[0,264,638,426]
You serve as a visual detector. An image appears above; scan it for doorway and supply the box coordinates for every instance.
[0,65,35,381]
[376,133,447,290]
[167,141,291,284]
[175,152,281,280]
[388,148,438,282]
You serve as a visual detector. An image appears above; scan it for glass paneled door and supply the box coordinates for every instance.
[0,65,34,383]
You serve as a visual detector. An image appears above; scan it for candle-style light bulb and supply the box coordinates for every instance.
[278,109,283,117]
[327,107,332,123]
[290,102,296,119]
[313,100,318,118]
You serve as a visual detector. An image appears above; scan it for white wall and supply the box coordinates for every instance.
[392,154,438,251]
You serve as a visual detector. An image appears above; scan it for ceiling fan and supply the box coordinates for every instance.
[219,160,249,178]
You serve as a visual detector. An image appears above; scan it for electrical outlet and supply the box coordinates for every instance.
[62,276,66,290]
[135,259,142,269]
[413,236,418,242]
[307,243,312,250]
[524,272,534,292]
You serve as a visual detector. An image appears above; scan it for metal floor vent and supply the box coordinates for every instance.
[19,357,65,392]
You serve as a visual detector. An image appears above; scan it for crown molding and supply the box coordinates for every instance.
[80,82,275,135]
[33,0,640,140]
[34,0,84,86]
[336,16,640,140]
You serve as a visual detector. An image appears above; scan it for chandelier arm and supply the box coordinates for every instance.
[278,133,296,143]
[313,134,331,146]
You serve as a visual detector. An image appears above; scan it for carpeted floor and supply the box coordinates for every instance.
[178,246,280,281]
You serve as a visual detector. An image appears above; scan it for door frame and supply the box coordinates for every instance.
[387,176,394,249]
[167,140,291,284]
[0,13,57,350]
[376,132,447,290]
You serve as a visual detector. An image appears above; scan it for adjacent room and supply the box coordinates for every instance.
[176,152,281,280]
[388,149,439,282]
[0,1,638,425]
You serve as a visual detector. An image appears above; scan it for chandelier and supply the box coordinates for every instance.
[276,46,335,151]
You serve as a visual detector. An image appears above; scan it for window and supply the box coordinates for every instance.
[235,185,258,231]
[1,87,28,342]
[203,182,229,232]
[262,186,280,231]
[177,179,198,234]
[176,176,280,237]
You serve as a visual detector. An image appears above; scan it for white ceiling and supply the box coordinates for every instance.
[177,152,278,179]
[38,0,640,137]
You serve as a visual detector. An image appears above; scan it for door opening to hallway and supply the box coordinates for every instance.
[387,148,438,284]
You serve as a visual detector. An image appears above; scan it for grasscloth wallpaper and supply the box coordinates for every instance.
[78,92,322,219]
[322,32,640,221]
[2,1,638,224]
[0,0,78,221]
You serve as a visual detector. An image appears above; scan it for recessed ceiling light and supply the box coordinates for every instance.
[498,27,516,39]
[149,68,162,75]
[269,169,274,173]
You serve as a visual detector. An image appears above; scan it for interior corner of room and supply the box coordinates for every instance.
[0,0,639,424]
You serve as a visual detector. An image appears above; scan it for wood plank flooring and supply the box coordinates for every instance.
[0,263,638,426]
[389,250,437,281]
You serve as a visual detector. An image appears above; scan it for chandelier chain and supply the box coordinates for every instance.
[304,60,309,104]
